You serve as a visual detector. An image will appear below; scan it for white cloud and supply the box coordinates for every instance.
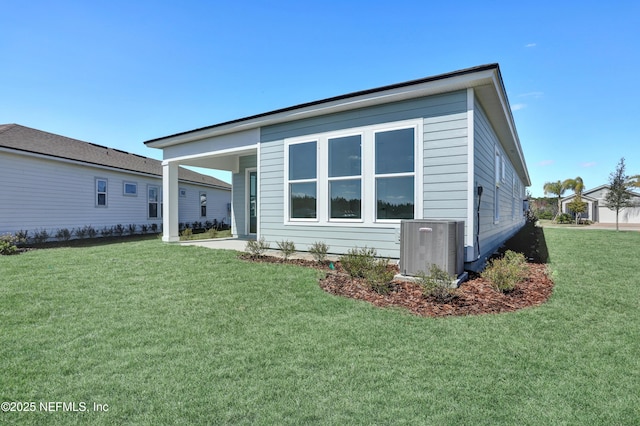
[518,91,544,99]
[525,43,537,48]
[511,103,526,111]
[581,162,597,168]
[538,160,555,167]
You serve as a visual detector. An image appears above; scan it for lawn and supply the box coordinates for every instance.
[1,229,638,425]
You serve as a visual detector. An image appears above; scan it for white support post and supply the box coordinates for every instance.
[162,162,180,242]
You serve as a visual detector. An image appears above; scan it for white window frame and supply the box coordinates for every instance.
[95,178,108,207]
[285,139,319,222]
[148,185,160,219]
[123,181,137,196]
[200,191,207,218]
[284,119,423,227]
[327,131,364,223]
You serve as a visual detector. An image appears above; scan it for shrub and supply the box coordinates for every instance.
[340,247,394,294]
[417,264,458,302]
[15,230,29,244]
[86,225,97,239]
[140,224,149,234]
[245,237,270,257]
[276,240,296,260]
[151,223,158,233]
[556,213,573,224]
[482,250,528,292]
[207,228,218,239]
[74,226,87,239]
[0,233,21,255]
[180,228,193,239]
[114,224,125,236]
[127,224,137,235]
[32,228,50,244]
[100,226,114,237]
[309,241,329,263]
[55,228,73,241]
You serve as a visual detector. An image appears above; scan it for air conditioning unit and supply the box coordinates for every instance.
[400,220,464,277]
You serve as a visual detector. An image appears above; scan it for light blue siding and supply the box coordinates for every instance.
[472,98,526,264]
[256,92,469,258]
[231,155,256,238]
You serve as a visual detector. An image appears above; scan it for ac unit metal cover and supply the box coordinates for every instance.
[399,220,464,277]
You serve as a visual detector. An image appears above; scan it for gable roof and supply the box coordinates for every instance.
[144,63,530,186]
[562,184,640,202]
[0,124,230,190]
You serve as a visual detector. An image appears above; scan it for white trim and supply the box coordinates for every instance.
[95,177,108,207]
[466,88,476,261]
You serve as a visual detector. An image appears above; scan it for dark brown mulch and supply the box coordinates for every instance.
[239,220,555,317]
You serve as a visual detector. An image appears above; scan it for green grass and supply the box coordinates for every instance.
[1,229,639,425]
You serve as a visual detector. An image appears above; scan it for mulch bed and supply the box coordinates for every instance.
[240,220,555,317]
[239,253,554,318]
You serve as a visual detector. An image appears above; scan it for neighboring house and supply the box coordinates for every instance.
[561,185,640,224]
[0,124,231,239]
[145,64,530,271]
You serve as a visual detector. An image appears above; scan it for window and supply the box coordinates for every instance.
[284,119,420,225]
[179,188,187,198]
[494,148,503,223]
[375,128,415,220]
[329,135,361,219]
[289,141,317,219]
[148,186,159,218]
[200,192,207,217]
[96,178,107,207]
[123,181,137,196]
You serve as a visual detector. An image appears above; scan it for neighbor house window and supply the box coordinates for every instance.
[123,181,137,196]
[329,134,362,219]
[96,178,107,207]
[200,192,207,217]
[179,188,187,198]
[375,128,415,220]
[288,141,317,219]
[148,186,159,218]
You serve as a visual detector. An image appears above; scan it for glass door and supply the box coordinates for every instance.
[249,170,257,234]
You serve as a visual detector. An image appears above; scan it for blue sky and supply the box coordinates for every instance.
[2,1,638,196]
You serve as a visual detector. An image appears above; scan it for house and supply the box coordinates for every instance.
[561,185,640,224]
[145,64,530,271]
[0,124,231,240]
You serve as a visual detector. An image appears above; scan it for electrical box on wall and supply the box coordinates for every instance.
[399,220,465,277]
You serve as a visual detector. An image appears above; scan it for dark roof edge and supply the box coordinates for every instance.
[145,63,499,144]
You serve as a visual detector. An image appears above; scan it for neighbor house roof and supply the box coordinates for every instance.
[144,63,530,186]
[0,124,230,190]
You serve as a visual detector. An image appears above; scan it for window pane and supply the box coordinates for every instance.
[97,180,107,193]
[376,176,414,219]
[289,142,317,180]
[329,135,361,177]
[124,183,137,195]
[97,193,106,206]
[149,203,158,218]
[149,187,158,202]
[290,182,316,218]
[330,179,361,219]
[375,128,414,174]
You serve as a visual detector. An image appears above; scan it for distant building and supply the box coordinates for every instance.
[0,124,231,240]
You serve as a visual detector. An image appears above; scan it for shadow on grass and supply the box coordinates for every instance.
[502,219,550,264]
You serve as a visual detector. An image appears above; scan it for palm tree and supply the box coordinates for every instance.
[628,174,640,188]
[543,180,567,221]
[563,176,584,196]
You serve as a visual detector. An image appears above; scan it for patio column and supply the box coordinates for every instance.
[162,161,179,242]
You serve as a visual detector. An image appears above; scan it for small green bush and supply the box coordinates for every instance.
[0,233,22,255]
[245,237,270,257]
[55,228,72,241]
[207,228,218,238]
[276,240,296,260]
[180,228,193,239]
[127,224,137,235]
[32,228,50,244]
[417,264,458,302]
[340,247,394,294]
[482,250,527,292]
[114,224,125,236]
[309,241,329,263]
[556,213,573,224]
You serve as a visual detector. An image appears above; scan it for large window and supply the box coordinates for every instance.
[96,178,107,207]
[123,181,137,196]
[329,135,361,219]
[375,128,415,220]
[289,141,317,219]
[285,120,419,225]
